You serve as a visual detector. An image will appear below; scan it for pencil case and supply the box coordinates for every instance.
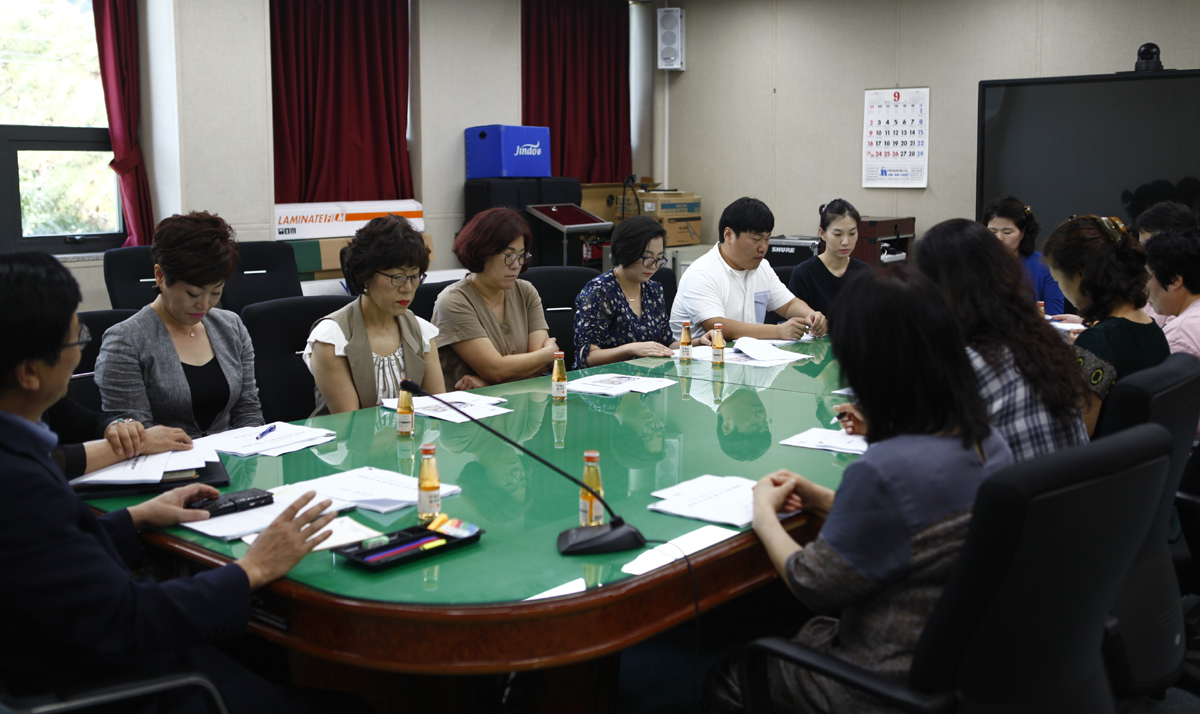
[333,525,483,571]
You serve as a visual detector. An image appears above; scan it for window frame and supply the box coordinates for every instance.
[0,124,127,255]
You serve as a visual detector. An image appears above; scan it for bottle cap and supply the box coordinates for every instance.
[554,351,564,358]
[682,320,691,326]
[583,450,600,463]
[420,443,437,456]
[715,323,723,329]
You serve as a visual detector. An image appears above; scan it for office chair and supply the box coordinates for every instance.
[102,247,157,310]
[1092,352,1200,696]
[739,423,1173,714]
[410,279,454,322]
[219,241,303,314]
[651,265,677,317]
[241,295,354,423]
[521,266,601,366]
[0,673,229,714]
[66,309,137,414]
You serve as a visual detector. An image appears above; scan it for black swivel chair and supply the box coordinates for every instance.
[764,265,796,325]
[219,241,303,314]
[410,280,454,322]
[521,266,601,365]
[241,295,354,424]
[66,309,137,414]
[102,246,157,310]
[739,423,1174,714]
[1091,352,1200,696]
[651,266,677,317]
[0,673,229,714]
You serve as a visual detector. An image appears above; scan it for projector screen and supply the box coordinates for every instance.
[976,70,1200,247]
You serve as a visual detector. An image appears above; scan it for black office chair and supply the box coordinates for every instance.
[241,295,354,423]
[521,266,601,365]
[651,266,677,317]
[102,246,157,310]
[0,672,229,714]
[66,309,137,414]
[1092,352,1200,696]
[410,279,454,322]
[739,423,1174,714]
[219,241,303,314]
[763,265,796,325]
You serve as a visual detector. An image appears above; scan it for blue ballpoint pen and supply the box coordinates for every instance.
[255,424,277,440]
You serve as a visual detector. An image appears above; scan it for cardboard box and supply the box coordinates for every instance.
[275,199,424,240]
[662,213,702,247]
[465,125,551,179]
[657,194,701,216]
[288,233,435,274]
[580,178,661,224]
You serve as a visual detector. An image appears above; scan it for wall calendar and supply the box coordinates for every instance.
[862,87,929,189]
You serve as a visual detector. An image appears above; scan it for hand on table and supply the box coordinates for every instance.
[1051,314,1083,324]
[834,403,868,437]
[697,331,714,346]
[105,419,146,458]
[128,483,220,529]
[776,318,810,341]
[753,471,805,516]
[235,492,336,590]
[140,425,193,455]
[455,375,489,391]
[628,341,675,358]
[805,311,828,337]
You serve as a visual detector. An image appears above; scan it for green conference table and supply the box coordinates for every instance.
[87,363,857,703]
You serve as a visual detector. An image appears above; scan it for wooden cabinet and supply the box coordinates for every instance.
[852,216,916,266]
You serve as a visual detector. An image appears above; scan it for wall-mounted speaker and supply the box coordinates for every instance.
[656,8,685,71]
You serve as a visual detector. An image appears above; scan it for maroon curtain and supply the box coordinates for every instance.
[93,0,154,247]
[271,0,414,203]
[522,0,632,183]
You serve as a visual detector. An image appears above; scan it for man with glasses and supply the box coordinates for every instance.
[670,197,827,342]
[0,251,364,713]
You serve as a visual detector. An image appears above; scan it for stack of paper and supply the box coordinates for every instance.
[183,488,352,541]
[780,427,868,455]
[672,345,811,368]
[70,444,221,487]
[242,516,382,552]
[194,422,336,457]
[621,525,740,575]
[566,373,677,397]
[732,337,812,364]
[383,391,512,423]
[280,466,462,514]
[646,475,759,528]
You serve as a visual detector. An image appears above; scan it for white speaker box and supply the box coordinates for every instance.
[657,8,685,71]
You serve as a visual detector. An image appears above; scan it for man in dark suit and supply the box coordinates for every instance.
[0,252,358,713]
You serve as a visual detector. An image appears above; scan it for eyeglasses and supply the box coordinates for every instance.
[63,322,91,350]
[640,255,668,269]
[377,271,427,288]
[501,251,533,267]
[638,420,665,440]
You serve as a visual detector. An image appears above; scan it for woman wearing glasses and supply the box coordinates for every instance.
[95,212,264,437]
[1043,215,1168,435]
[306,215,446,415]
[572,215,683,368]
[433,208,557,390]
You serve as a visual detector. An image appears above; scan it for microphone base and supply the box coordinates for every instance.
[557,520,647,555]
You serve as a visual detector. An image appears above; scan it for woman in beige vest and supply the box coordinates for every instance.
[432,208,557,390]
[304,215,446,415]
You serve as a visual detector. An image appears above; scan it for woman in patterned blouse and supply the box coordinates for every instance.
[573,216,691,369]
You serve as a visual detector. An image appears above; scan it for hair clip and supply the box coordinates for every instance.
[1098,217,1126,244]
[1024,205,1032,216]
[819,199,842,215]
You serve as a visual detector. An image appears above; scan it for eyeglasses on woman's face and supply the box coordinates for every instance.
[640,255,668,269]
[500,251,533,267]
[376,271,427,288]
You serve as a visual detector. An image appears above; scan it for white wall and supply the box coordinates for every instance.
[410,0,523,270]
[656,0,1200,243]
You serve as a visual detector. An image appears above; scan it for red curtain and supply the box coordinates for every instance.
[92,0,154,247]
[271,0,414,203]
[522,0,632,183]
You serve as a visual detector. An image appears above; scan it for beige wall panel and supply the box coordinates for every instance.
[412,0,523,270]
[773,0,900,236]
[1040,0,1200,78]
[666,0,777,244]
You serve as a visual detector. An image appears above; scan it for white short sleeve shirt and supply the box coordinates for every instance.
[669,243,795,339]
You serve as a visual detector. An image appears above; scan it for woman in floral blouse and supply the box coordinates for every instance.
[573,216,693,369]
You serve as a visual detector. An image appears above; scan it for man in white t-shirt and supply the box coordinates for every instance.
[670,197,826,341]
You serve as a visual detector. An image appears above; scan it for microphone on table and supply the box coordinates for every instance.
[399,380,647,555]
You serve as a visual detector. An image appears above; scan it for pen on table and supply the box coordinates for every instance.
[255,424,277,440]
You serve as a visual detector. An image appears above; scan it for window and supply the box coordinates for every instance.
[0,0,125,254]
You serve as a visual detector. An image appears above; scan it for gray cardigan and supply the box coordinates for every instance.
[95,305,264,437]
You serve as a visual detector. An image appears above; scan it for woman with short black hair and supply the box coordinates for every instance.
[982,194,1064,314]
[305,214,446,415]
[572,215,681,368]
[704,266,1013,714]
[96,212,263,437]
[787,199,870,315]
[1043,215,1169,434]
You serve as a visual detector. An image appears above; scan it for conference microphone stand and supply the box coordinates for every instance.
[399,380,647,555]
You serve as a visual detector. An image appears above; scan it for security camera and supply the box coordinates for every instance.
[1135,43,1163,72]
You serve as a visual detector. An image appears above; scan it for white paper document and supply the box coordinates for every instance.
[381,391,507,411]
[732,337,811,364]
[525,578,587,601]
[193,422,336,458]
[242,515,381,552]
[647,475,758,528]
[183,489,351,541]
[672,345,806,369]
[566,374,677,397]
[780,428,868,455]
[832,387,856,396]
[70,445,223,487]
[282,466,462,514]
[1049,320,1087,333]
[621,525,740,575]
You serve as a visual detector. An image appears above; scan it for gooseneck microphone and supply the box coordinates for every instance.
[399,380,647,555]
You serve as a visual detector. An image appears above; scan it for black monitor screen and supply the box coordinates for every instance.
[977,71,1200,246]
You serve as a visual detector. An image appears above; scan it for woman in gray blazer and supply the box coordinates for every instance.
[96,212,264,437]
